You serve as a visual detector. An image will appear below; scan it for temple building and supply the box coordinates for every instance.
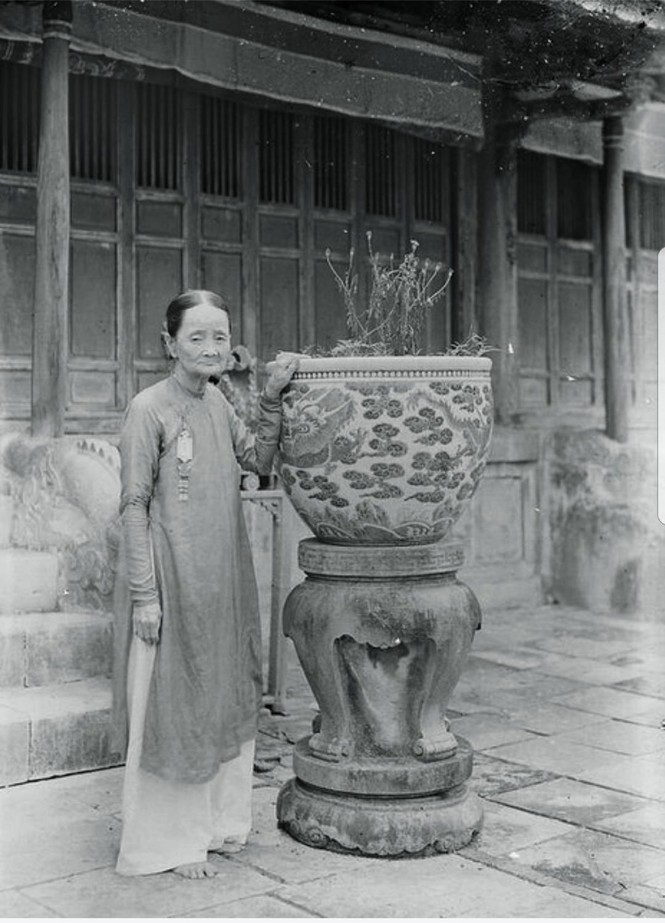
[1,0,665,612]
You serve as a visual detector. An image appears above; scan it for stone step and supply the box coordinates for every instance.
[0,549,59,613]
[0,610,112,688]
[0,677,120,786]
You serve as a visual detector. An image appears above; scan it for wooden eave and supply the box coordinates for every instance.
[0,0,484,140]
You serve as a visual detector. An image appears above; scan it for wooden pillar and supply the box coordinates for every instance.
[602,116,629,443]
[478,117,520,424]
[31,1,72,438]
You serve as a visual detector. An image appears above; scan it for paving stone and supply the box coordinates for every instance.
[0,813,121,890]
[465,800,576,857]
[535,652,647,687]
[480,675,589,714]
[642,871,665,891]
[23,861,277,918]
[460,655,538,690]
[183,893,315,918]
[448,680,505,716]
[471,647,546,670]
[2,765,124,817]
[470,752,557,797]
[593,803,665,849]
[553,687,664,720]
[624,871,665,913]
[0,705,29,785]
[0,775,101,830]
[509,827,665,896]
[534,636,638,661]
[512,889,637,918]
[621,701,665,729]
[228,785,384,884]
[575,754,665,800]
[487,736,636,779]
[616,674,665,701]
[449,713,539,751]
[556,718,665,756]
[510,703,606,735]
[619,883,665,915]
[275,854,564,918]
[491,777,648,826]
[0,890,59,917]
[614,650,665,673]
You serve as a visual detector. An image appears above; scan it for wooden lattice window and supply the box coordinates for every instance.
[413,138,446,224]
[638,179,665,251]
[201,96,240,198]
[313,115,348,211]
[517,152,600,414]
[259,109,294,205]
[0,62,40,174]
[557,158,593,240]
[365,124,397,217]
[69,74,116,183]
[517,151,546,235]
[136,83,180,190]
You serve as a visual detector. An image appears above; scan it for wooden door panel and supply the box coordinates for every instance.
[136,246,183,360]
[70,239,117,360]
[0,233,34,355]
[201,250,243,339]
[259,257,299,359]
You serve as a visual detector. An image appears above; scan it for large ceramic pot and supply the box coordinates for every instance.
[277,355,493,545]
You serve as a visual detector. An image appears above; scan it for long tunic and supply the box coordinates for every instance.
[111,375,282,785]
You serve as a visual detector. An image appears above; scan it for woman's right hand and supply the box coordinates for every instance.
[133,601,162,645]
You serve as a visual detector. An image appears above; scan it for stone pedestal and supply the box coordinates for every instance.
[276,539,483,857]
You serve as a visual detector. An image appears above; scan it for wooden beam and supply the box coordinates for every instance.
[31,2,72,438]
[602,116,630,442]
[519,93,633,124]
[450,147,478,343]
[478,90,522,424]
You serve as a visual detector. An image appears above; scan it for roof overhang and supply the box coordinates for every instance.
[0,0,484,141]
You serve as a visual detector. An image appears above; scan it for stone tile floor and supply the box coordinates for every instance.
[2,603,665,918]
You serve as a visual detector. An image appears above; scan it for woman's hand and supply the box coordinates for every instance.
[264,354,300,400]
[133,601,162,645]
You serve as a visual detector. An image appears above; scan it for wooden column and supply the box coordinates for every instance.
[31,1,72,437]
[602,116,629,442]
[478,116,520,424]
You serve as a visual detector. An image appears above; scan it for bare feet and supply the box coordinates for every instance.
[210,836,246,855]
[172,861,218,879]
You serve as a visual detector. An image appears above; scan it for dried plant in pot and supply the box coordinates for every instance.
[277,235,494,545]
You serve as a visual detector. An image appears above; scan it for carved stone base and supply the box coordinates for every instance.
[276,776,483,858]
[292,734,475,797]
[278,539,484,857]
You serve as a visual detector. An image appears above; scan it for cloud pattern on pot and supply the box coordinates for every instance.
[278,373,493,545]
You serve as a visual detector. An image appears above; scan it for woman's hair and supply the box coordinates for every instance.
[165,289,231,337]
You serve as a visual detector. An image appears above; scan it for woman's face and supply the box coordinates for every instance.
[167,303,231,380]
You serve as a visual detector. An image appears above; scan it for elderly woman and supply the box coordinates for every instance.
[112,289,297,878]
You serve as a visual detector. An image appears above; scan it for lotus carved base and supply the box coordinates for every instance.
[276,540,483,857]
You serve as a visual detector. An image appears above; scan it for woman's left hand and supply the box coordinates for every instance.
[264,354,300,400]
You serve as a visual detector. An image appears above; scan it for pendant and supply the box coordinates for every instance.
[176,423,193,501]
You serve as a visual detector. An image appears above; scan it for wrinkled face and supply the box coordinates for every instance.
[167,303,231,379]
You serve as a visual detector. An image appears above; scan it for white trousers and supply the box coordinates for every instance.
[116,638,255,877]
